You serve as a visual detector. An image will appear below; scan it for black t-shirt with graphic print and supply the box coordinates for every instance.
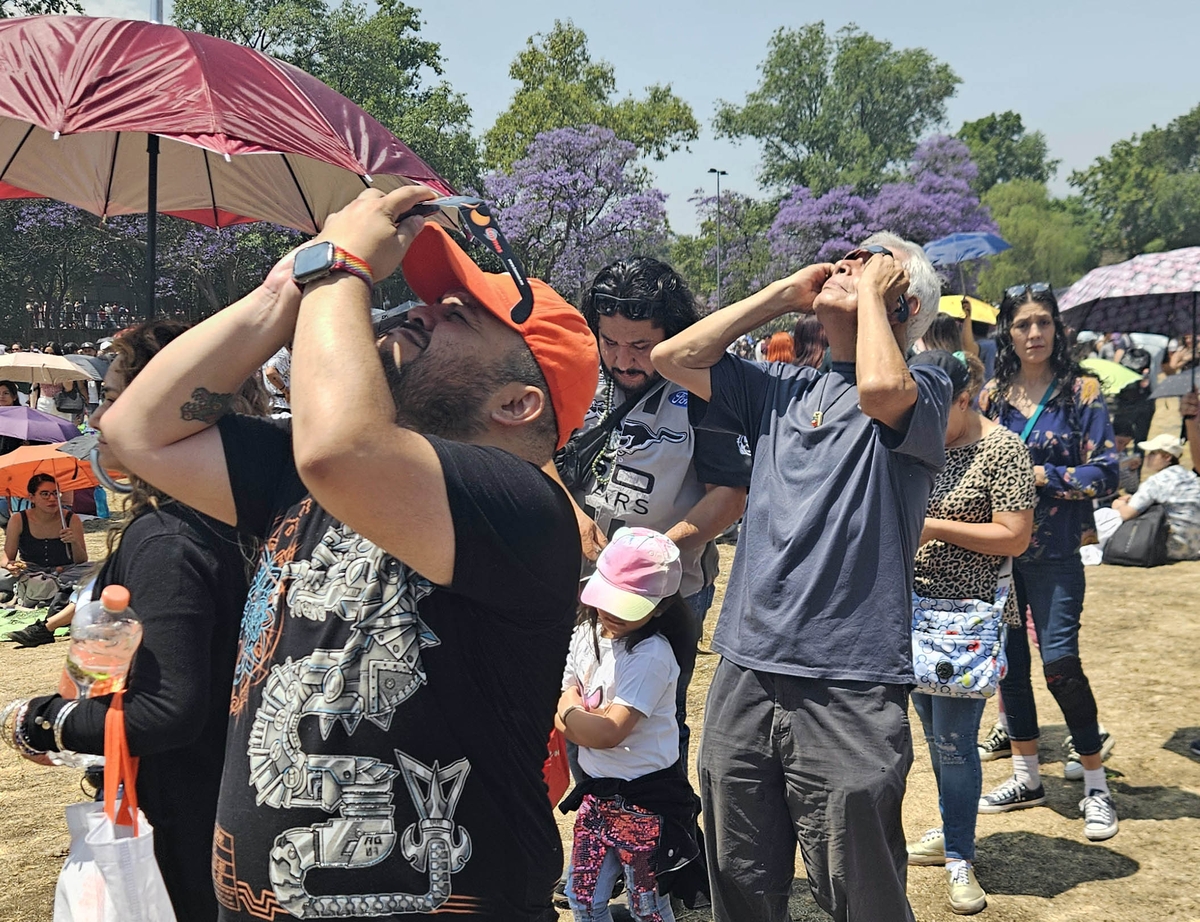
[212,415,579,922]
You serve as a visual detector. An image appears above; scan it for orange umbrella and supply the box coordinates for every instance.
[0,442,120,495]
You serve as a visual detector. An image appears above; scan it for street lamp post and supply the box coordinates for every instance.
[707,168,727,309]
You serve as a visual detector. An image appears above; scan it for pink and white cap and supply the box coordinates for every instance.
[581,527,683,622]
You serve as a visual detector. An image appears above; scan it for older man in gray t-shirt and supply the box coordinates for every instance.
[654,233,951,922]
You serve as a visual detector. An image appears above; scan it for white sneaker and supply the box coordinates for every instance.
[947,862,987,914]
[906,827,945,866]
[1080,790,1119,841]
[1063,728,1115,780]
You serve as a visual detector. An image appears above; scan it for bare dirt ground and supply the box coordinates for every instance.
[1,400,1198,922]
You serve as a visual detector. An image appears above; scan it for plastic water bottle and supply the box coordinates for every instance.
[49,586,141,769]
[94,486,109,519]
[59,585,143,700]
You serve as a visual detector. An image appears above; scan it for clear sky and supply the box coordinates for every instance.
[87,0,1200,233]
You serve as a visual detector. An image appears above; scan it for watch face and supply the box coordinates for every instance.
[293,242,335,285]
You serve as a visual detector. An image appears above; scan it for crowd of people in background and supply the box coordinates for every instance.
[24,300,138,332]
[0,186,1197,922]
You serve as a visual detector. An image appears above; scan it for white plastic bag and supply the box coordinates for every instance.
[52,692,176,922]
[53,801,175,922]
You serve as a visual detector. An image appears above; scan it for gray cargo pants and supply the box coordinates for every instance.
[698,658,916,922]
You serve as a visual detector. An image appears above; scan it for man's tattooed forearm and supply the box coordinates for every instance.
[180,387,234,424]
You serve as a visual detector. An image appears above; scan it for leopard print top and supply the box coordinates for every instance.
[914,426,1037,625]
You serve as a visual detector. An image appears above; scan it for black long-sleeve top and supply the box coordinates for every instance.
[25,502,252,922]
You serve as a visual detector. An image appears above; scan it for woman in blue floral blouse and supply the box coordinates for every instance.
[977,284,1120,842]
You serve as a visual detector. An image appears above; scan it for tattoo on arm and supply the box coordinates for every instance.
[180,387,234,424]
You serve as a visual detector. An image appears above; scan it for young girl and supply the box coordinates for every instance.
[557,527,701,922]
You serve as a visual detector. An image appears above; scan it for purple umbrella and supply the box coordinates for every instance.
[1059,247,1200,334]
[1059,246,1199,391]
[0,406,80,443]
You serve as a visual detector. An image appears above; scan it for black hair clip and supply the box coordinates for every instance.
[396,196,535,323]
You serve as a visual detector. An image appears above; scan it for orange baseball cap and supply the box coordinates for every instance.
[402,224,599,449]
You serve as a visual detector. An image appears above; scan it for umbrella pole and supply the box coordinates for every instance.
[1191,291,1197,394]
[145,133,159,320]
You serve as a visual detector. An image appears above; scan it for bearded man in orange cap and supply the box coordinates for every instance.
[102,187,599,922]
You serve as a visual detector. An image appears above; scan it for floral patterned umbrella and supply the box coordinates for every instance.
[1059,247,1200,336]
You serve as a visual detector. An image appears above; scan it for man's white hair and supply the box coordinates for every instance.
[861,231,941,346]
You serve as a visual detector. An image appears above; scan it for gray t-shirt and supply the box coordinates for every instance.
[692,355,951,685]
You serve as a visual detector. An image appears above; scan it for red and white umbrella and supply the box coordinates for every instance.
[0,15,453,231]
[0,15,454,310]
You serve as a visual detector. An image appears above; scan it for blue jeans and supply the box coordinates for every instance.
[566,837,675,922]
[910,693,986,862]
[1000,557,1102,755]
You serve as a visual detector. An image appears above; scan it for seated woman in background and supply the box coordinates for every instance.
[2,474,87,574]
[0,474,88,617]
[1111,434,1200,561]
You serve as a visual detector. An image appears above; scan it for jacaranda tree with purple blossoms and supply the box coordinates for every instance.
[870,136,997,244]
[0,199,300,340]
[768,135,997,274]
[149,221,301,313]
[484,125,669,301]
[768,185,874,268]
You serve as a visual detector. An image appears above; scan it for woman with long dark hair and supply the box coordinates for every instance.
[977,284,1119,841]
[1,320,259,921]
[791,314,829,370]
[921,313,965,355]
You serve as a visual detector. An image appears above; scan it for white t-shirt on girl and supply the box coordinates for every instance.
[562,623,680,781]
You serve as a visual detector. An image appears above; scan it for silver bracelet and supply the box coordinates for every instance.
[52,700,79,753]
[3,699,45,758]
[0,698,25,752]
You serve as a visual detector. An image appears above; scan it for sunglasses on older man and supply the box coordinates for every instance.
[843,245,910,323]
[394,196,535,324]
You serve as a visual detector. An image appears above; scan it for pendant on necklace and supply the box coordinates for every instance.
[811,410,823,427]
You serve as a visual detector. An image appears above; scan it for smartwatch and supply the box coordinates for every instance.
[292,242,374,291]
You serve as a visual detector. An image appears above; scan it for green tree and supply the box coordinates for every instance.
[0,0,81,16]
[1069,103,1200,257]
[714,23,959,194]
[483,20,698,170]
[174,0,481,189]
[975,180,1097,302]
[670,191,777,310]
[957,111,1059,193]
